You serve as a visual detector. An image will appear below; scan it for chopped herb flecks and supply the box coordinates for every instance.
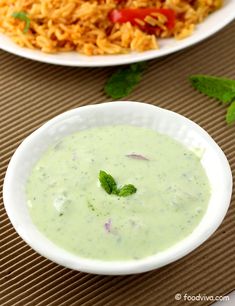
[12,12,31,33]
[87,201,95,212]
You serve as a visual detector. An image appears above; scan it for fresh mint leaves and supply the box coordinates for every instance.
[99,170,137,197]
[189,75,235,124]
[99,170,117,194]
[226,101,235,124]
[12,12,31,33]
[190,75,235,104]
[104,62,147,99]
[117,184,137,197]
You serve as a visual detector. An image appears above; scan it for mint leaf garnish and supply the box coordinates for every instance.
[99,170,137,197]
[189,75,235,104]
[226,101,235,124]
[104,62,147,99]
[99,170,117,194]
[12,12,31,33]
[117,184,137,197]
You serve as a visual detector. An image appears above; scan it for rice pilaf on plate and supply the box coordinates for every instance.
[0,0,222,55]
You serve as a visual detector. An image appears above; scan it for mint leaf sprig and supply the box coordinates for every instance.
[117,184,137,197]
[189,75,235,124]
[226,101,235,124]
[104,62,147,99]
[99,170,117,195]
[99,170,137,197]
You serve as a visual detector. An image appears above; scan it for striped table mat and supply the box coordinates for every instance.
[1,21,235,306]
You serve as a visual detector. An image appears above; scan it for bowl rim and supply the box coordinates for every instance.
[0,2,235,67]
[3,101,233,275]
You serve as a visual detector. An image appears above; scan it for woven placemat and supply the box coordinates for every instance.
[1,21,235,306]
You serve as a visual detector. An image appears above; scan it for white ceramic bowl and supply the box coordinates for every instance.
[0,1,235,67]
[3,102,233,275]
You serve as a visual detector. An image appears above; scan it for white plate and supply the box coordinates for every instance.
[0,0,235,67]
[3,102,233,275]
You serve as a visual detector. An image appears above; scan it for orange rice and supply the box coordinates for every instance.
[0,0,222,55]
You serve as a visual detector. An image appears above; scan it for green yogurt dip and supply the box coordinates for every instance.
[26,125,210,261]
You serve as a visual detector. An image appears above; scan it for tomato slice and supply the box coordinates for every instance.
[109,8,175,31]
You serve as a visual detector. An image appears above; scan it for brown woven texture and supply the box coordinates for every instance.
[1,21,235,306]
